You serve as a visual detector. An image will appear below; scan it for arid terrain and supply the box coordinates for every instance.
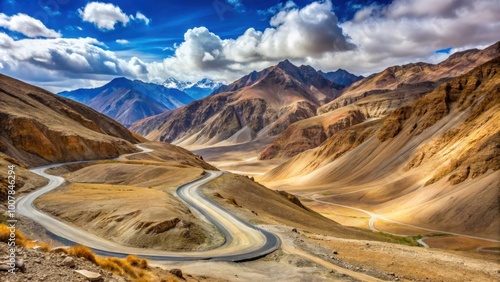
[161,43,500,257]
[1,39,499,282]
[1,1,499,281]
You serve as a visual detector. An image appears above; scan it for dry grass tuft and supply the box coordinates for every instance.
[0,223,26,244]
[96,256,123,275]
[24,240,52,251]
[126,255,149,269]
[67,245,97,263]
[0,223,50,250]
[65,245,155,281]
[93,256,149,280]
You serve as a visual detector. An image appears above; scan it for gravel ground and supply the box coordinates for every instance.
[0,242,126,282]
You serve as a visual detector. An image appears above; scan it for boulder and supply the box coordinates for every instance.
[169,268,184,279]
[75,270,103,281]
[63,256,75,268]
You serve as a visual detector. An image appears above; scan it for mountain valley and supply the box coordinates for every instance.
[1,34,499,282]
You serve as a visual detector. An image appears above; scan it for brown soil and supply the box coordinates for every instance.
[0,74,142,168]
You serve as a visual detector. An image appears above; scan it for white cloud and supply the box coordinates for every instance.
[116,39,130,45]
[147,0,353,82]
[257,0,354,58]
[3,0,500,92]
[0,13,61,38]
[78,2,130,30]
[78,2,151,31]
[134,12,150,25]
[0,32,148,88]
[327,0,500,74]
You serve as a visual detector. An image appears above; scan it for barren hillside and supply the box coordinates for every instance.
[0,74,142,168]
[319,41,500,114]
[130,60,343,147]
[263,57,500,238]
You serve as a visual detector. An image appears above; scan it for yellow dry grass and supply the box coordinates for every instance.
[57,245,155,282]
[0,223,26,245]
[0,226,168,282]
[0,223,50,251]
[66,245,97,263]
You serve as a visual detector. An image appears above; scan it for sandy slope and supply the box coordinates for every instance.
[263,57,500,240]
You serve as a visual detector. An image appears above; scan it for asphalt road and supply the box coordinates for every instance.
[16,144,280,262]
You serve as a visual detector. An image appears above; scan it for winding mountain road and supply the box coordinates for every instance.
[16,144,280,262]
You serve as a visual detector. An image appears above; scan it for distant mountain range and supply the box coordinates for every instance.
[59,77,193,126]
[131,59,344,145]
[163,78,223,100]
[318,69,364,87]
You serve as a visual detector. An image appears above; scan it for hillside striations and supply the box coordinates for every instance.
[59,77,193,126]
[0,74,141,167]
[260,42,500,159]
[263,57,500,238]
[131,60,344,146]
[319,41,500,114]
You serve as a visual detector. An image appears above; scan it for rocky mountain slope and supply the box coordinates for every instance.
[259,81,438,159]
[319,41,500,114]
[263,56,500,238]
[0,74,141,168]
[259,42,500,159]
[131,60,344,146]
[318,69,364,87]
[59,77,193,126]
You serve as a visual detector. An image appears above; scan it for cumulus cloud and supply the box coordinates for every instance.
[78,2,129,30]
[258,0,354,58]
[78,2,150,30]
[0,32,148,87]
[148,0,353,82]
[0,13,61,38]
[329,0,500,74]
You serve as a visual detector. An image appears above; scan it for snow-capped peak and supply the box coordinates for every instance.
[163,78,193,90]
[162,77,223,100]
[193,78,223,89]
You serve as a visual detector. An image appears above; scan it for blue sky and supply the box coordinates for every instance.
[0,0,498,92]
